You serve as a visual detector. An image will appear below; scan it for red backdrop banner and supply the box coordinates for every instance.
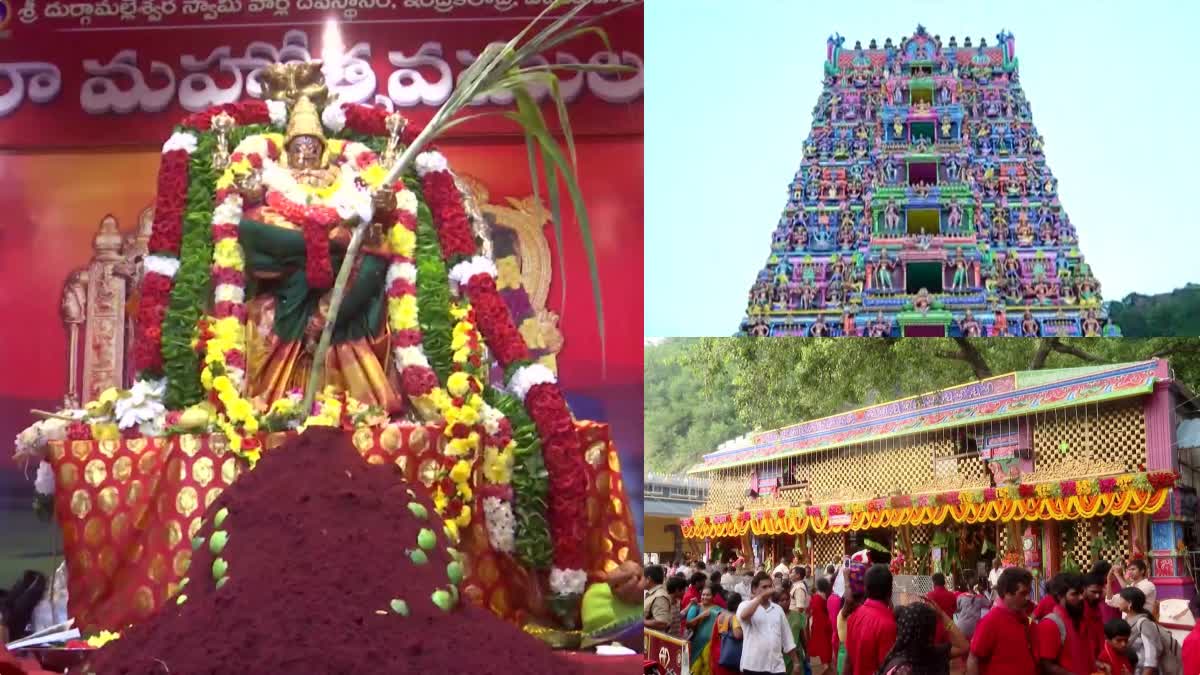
[0,1,643,149]
[0,1,644,540]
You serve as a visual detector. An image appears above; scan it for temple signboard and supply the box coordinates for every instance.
[645,629,690,675]
[0,0,643,148]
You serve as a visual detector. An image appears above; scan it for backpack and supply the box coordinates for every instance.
[1130,615,1182,675]
[717,614,743,671]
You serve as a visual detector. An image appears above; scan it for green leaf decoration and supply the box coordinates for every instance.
[484,388,552,569]
[176,594,188,605]
[390,599,409,616]
[211,557,227,580]
[410,183,455,386]
[209,530,228,555]
[409,549,428,566]
[407,502,429,520]
[215,576,230,590]
[214,507,229,528]
[191,536,205,551]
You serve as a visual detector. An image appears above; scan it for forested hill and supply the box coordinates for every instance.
[644,338,1200,475]
[1108,284,1200,337]
[644,339,752,474]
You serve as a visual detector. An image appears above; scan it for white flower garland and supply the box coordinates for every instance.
[508,363,558,402]
[480,403,506,436]
[15,418,70,461]
[482,496,516,554]
[330,168,374,223]
[549,567,588,596]
[35,461,55,496]
[266,99,288,128]
[214,284,246,304]
[143,255,181,279]
[321,100,346,134]
[162,131,198,155]
[448,256,498,287]
[415,151,448,177]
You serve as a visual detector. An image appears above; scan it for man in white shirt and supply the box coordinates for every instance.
[1107,559,1157,614]
[739,571,799,675]
[772,552,794,579]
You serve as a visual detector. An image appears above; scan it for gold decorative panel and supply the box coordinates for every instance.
[1032,400,1145,476]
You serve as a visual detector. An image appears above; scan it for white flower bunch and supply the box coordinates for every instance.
[483,497,515,554]
[414,151,448,177]
[549,567,588,596]
[266,99,288,128]
[162,131,198,154]
[114,379,167,431]
[14,418,70,461]
[448,256,497,287]
[34,461,55,496]
[508,363,557,402]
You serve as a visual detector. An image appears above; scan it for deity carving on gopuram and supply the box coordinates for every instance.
[739,26,1118,338]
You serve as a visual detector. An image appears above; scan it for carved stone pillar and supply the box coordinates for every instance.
[80,216,128,402]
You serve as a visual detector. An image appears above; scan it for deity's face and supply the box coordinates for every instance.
[287,135,325,170]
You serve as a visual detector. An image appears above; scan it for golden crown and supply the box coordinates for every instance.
[285,95,325,147]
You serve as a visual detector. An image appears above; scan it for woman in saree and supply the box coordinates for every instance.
[684,583,723,674]
[710,592,744,675]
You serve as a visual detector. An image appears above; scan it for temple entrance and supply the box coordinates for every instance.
[903,324,945,337]
[906,208,940,236]
[907,161,938,186]
[905,261,943,294]
[910,121,935,144]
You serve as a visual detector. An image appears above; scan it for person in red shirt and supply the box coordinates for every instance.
[927,573,958,619]
[681,572,710,609]
[845,564,897,675]
[1035,572,1098,675]
[1099,619,1134,675]
[967,566,1037,675]
[1080,573,1107,661]
[808,577,833,675]
[1182,596,1200,675]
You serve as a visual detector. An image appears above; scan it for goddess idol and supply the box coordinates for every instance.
[21,58,640,649]
[232,72,404,414]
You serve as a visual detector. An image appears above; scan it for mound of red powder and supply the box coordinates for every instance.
[87,427,571,674]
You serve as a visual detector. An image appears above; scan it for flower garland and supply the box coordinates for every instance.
[136,135,195,376]
[418,150,588,592]
[684,470,1181,534]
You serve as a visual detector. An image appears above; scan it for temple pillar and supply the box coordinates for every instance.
[1144,372,1174,471]
[1149,490,1194,602]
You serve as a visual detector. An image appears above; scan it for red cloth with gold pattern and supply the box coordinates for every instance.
[48,421,637,631]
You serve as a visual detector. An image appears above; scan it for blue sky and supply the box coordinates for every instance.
[645,0,1200,337]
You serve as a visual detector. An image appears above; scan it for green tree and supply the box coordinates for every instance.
[1108,284,1200,337]
[673,337,1200,456]
[644,339,752,474]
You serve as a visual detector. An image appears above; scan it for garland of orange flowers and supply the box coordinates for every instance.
[681,473,1176,539]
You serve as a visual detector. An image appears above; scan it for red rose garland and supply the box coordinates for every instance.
[181,101,270,132]
[422,158,589,575]
[265,191,338,289]
[135,147,191,374]
[423,170,477,260]
[340,103,421,145]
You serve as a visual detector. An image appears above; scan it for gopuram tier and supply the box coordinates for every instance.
[739,27,1118,338]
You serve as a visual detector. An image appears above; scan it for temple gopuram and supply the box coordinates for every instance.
[681,360,1195,602]
[739,26,1117,338]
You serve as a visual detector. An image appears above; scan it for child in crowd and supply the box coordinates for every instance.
[1100,618,1135,675]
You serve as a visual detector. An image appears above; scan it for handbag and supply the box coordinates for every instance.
[718,615,743,671]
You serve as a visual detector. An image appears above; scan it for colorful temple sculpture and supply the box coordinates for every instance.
[740,26,1118,337]
[681,360,1196,601]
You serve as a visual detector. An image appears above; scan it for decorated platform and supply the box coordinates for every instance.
[46,422,635,632]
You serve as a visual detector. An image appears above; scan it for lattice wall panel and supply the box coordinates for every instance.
[1031,400,1145,475]
[812,532,845,570]
[1063,516,1131,572]
[803,434,962,501]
